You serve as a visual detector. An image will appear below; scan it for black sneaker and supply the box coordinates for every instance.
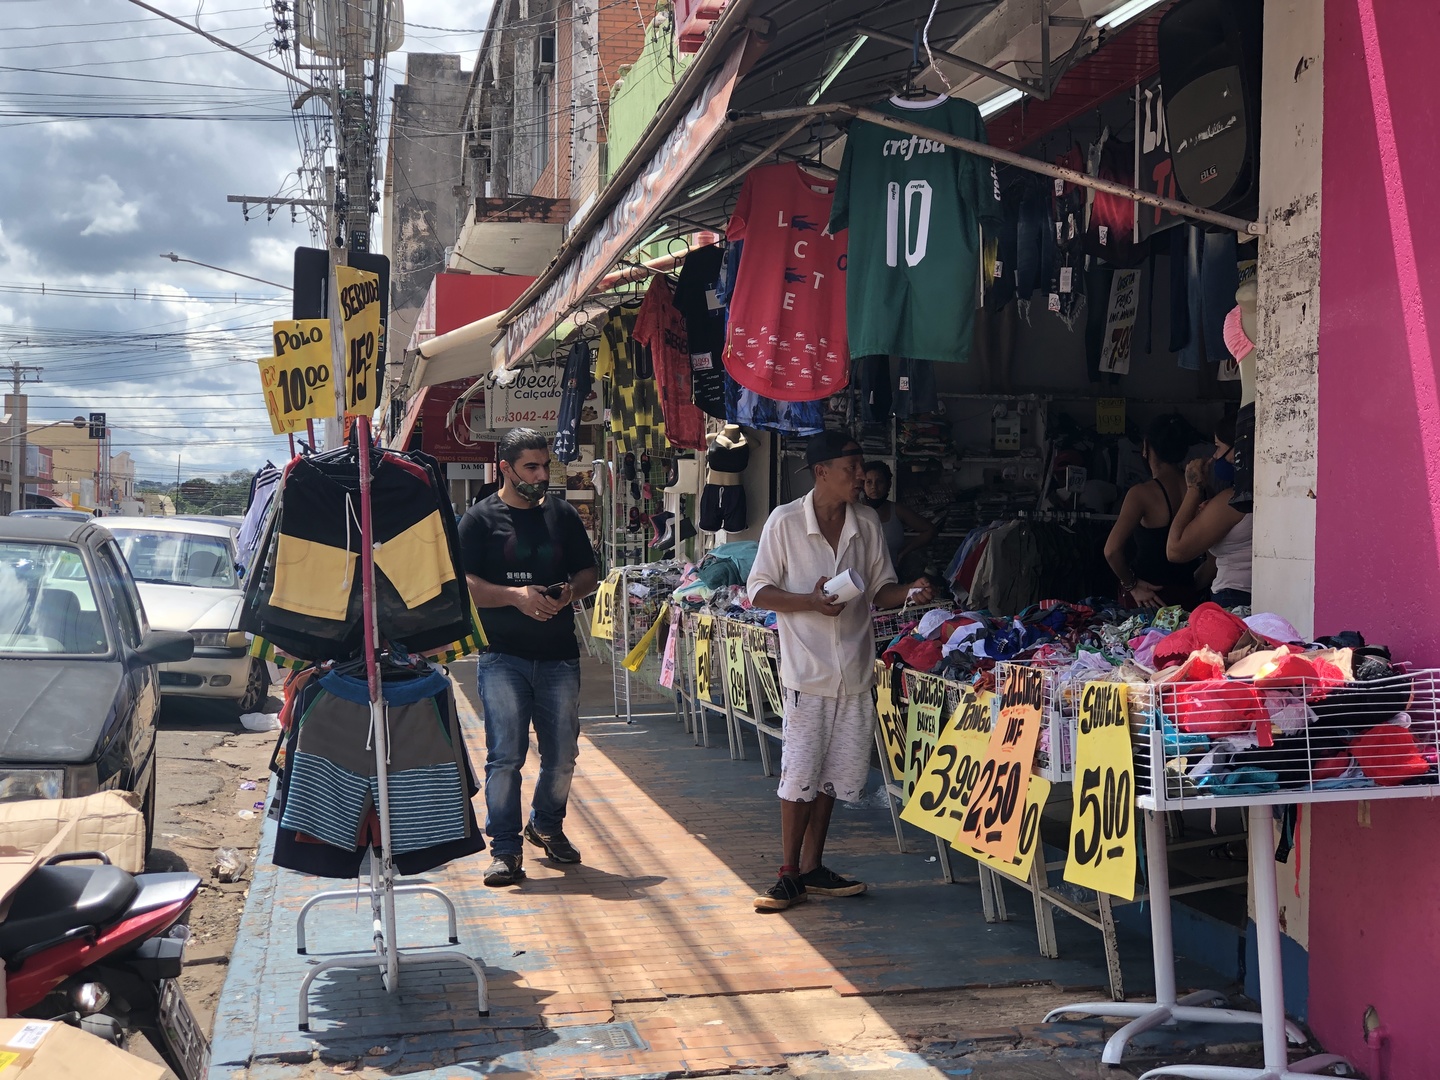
[524,822,581,863]
[799,865,866,897]
[754,873,807,911]
[483,853,524,887]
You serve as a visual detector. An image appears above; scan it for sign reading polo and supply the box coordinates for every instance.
[262,319,336,433]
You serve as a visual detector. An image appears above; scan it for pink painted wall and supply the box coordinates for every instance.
[1312,0,1440,1072]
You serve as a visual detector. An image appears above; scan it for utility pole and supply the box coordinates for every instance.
[5,362,42,514]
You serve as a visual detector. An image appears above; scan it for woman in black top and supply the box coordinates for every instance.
[1104,414,1202,609]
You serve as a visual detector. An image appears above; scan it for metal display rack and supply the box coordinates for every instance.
[1047,669,1440,1076]
[292,418,488,1030]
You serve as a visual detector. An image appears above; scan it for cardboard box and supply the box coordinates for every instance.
[0,1019,165,1080]
[0,792,146,885]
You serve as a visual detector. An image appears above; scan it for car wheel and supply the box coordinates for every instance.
[143,753,158,860]
[237,657,271,714]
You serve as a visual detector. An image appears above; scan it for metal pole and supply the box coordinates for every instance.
[1249,802,1288,1070]
[727,103,1267,236]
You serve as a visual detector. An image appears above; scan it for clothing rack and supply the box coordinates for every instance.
[293,416,488,1030]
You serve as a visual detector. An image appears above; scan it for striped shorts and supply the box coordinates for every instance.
[777,690,876,804]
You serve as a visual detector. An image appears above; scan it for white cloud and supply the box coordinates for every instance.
[77,177,142,237]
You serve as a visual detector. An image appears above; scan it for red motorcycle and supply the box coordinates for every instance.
[1,851,209,1080]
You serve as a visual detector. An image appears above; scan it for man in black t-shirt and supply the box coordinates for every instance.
[458,428,598,887]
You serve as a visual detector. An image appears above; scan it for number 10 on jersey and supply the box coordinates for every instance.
[886,180,933,267]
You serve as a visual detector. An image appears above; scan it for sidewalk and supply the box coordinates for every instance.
[210,655,1268,1080]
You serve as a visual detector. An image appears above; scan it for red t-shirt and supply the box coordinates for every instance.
[724,163,849,402]
[633,276,706,450]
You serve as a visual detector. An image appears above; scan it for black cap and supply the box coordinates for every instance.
[805,430,862,468]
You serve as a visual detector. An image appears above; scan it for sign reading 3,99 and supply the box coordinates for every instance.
[1063,681,1137,899]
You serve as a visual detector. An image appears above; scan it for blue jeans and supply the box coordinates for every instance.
[475,652,582,856]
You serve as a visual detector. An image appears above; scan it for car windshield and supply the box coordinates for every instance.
[0,542,109,655]
[110,530,239,589]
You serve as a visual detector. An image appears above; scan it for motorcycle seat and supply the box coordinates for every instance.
[0,865,139,961]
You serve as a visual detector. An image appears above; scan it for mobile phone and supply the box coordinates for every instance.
[543,582,568,600]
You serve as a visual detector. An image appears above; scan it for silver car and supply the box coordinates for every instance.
[101,517,269,714]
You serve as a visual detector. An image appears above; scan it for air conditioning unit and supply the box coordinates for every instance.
[675,0,727,54]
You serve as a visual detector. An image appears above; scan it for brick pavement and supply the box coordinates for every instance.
[209,656,1251,1079]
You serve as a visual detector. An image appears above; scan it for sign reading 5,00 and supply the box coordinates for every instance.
[1063,681,1137,899]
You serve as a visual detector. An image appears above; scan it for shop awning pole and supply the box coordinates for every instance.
[729,103,1266,236]
[857,26,1040,98]
[667,117,815,220]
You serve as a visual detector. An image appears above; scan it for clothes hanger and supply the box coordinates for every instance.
[895,26,936,101]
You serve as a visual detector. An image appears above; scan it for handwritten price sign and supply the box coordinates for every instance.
[901,687,993,838]
[1063,682,1137,899]
[956,665,1045,860]
[693,615,714,702]
[903,671,948,802]
[263,319,337,432]
[747,627,783,714]
[336,265,381,416]
[723,629,750,714]
[875,661,907,783]
[589,571,619,641]
[959,776,1052,883]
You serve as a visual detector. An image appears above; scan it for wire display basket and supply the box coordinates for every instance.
[871,601,947,654]
[1137,668,1440,810]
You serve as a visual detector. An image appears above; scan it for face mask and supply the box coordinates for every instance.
[505,467,548,504]
[1211,459,1236,488]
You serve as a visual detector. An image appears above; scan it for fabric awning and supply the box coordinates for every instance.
[414,309,506,388]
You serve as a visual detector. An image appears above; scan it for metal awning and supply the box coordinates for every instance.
[495,0,1260,368]
[414,309,506,388]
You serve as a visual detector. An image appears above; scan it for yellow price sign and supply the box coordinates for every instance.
[901,686,992,838]
[956,665,1045,860]
[1063,681,1138,900]
[336,264,382,416]
[264,318,337,432]
[902,671,947,802]
[723,629,750,714]
[747,627,783,714]
[694,615,714,701]
[875,661,907,783]
[1096,397,1126,435]
[590,571,618,641]
[958,776,1052,882]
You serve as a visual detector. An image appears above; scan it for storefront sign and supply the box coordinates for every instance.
[335,265,382,416]
[447,462,489,479]
[485,364,563,432]
[590,571,619,641]
[1136,75,1183,240]
[747,628,783,714]
[903,671,949,801]
[875,661,907,782]
[723,630,749,714]
[956,666,1045,860]
[1098,270,1140,375]
[694,615,714,701]
[901,687,993,838]
[1063,682,1137,899]
[958,776,1052,883]
[502,41,746,365]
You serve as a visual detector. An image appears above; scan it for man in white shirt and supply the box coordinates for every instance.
[747,431,932,911]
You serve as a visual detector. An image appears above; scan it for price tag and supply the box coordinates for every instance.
[694,615,714,701]
[956,666,1045,860]
[1054,177,1065,197]
[723,629,750,714]
[903,671,948,801]
[1048,293,1062,313]
[875,661,907,782]
[1096,397,1126,435]
[590,571,619,641]
[901,686,993,837]
[1063,682,1138,900]
[957,776,1052,882]
[1059,266,1074,294]
[747,628,783,714]
[691,351,714,371]
[705,287,724,312]
[993,260,1003,280]
[335,264,382,416]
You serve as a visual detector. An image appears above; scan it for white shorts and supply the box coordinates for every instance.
[777,690,876,804]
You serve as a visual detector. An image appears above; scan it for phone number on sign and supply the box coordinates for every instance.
[495,410,558,424]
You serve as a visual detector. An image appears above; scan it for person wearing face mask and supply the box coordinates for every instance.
[1165,414,1253,609]
[862,461,937,579]
[458,427,599,887]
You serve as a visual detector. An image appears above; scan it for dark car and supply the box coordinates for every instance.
[0,518,193,851]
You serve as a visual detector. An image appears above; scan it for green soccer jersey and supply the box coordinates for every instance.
[829,96,1003,364]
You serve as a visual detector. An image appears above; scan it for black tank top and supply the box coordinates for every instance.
[1132,479,1196,586]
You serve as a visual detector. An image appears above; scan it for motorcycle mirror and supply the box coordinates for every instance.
[70,982,111,1017]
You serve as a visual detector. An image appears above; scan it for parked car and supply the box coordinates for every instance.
[100,517,268,714]
[0,517,193,851]
[9,509,94,522]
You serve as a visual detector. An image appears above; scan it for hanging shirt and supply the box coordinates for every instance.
[598,301,666,453]
[829,95,1003,364]
[671,244,728,419]
[633,276,706,450]
[553,341,593,463]
[724,163,850,402]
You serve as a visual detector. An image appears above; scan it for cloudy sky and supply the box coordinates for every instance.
[0,0,480,488]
